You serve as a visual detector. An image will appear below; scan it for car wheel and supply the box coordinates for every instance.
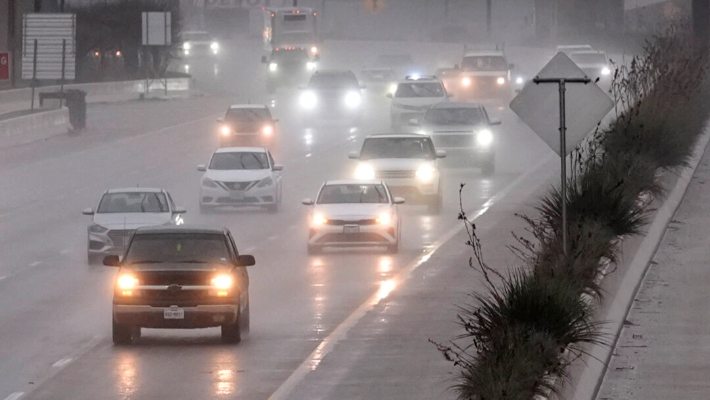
[307,244,321,255]
[112,320,133,345]
[221,312,242,344]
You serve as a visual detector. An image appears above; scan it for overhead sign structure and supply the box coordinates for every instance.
[142,12,172,46]
[21,13,76,80]
[363,0,385,13]
[0,53,9,81]
[510,52,614,156]
[510,52,613,258]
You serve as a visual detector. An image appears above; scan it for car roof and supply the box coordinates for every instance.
[430,102,483,110]
[324,179,385,186]
[214,146,267,153]
[365,133,429,139]
[106,187,163,194]
[228,104,268,109]
[134,225,228,235]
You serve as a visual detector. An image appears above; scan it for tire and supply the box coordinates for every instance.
[221,312,242,344]
[112,320,133,345]
[307,244,321,255]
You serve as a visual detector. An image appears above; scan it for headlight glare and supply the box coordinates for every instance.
[601,67,611,75]
[416,165,436,181]
[312,214,328,226]
[344,91,362,108]
[211,274,233,289]
[476,129,494,147]
[183,42,191,50]
[306,61,317,71]
[462,77,472,87]
[262,125,274,136]
[210,42,219,50]
[300,91,318,109]
[376,212,392,225]
[311,46,318,54]
[354,164,376,180]
[220,125,231,136]
[388,83,398,95]
[496,77,505,85]
[515,76,524,84]
[269,62,278,72]
[117,275,139,290]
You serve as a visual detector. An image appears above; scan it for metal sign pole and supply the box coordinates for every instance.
[31,39,37,111]
[59,39,66,108]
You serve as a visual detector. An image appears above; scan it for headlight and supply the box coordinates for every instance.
[210,42,219,50]
[269,62,278,72]
[496,77,506,85]
[462,77,472,87]
[306,61,317,71]
[312,214,328,226]
[202,177,218,188]
[211,274,233,289]
[354,163,376,180]
[221,125,231,136]
[184,49,190,55]
[344,91,362,108]
[416,165,437,181]
[310,46,318,55]
[117,274,139,290]
[388,83,398,95]
[256,176,274,188]
[476,129,494,147]
[515,76,524,84]
[300,91,318,109]
[601,67,611,75]
[183,42,191,50]
[262,125,274,136]
[376,212,392,225]
[89,224,108,234]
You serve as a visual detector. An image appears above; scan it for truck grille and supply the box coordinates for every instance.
[326,218,377,226]
[138,271,213,286]
[377,170,416,179]
[220,181,256,191]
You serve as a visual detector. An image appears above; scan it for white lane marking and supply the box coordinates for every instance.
[4,392,24,400]
[267,153,556,400]
[29,261,41,267]
[52,358,72,367]
[60,249,71,255]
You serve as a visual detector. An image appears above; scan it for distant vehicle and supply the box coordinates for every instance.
[82,188,186,265]
[262,7,320,92]
[441,46,517,105]
[217,105,279,148]
[197,147,283,213]
[105,225,256,345]
[299,70,366,122]
[361,54,416,87]
[556,44,594,55]
[349,133,446,213]
[181,31,219,57]
[302,180,404,254]
[410,102,501,175]
[388,75,449,128]
[569,50,612,86]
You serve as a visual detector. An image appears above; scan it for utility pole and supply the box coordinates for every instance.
[692,0,710,44]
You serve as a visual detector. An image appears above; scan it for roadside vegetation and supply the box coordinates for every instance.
[434,22,710,399]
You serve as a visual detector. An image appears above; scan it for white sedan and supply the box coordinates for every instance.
[198,147,283,213]
[302,180,404,254]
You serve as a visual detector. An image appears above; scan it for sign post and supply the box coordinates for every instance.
[510,52,614,261]
[142,12,172,96]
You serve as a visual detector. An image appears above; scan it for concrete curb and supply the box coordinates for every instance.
[570,129,710,400]
[0,108,70,149]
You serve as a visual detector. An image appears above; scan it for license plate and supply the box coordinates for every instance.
[230,191,245,200]
[343,225,360,234]
[164,307,184,319]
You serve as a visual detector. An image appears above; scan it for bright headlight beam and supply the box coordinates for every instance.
[211,275,233,289]
[462,77,472,87]
[496,77,505,85]
[515,77,524,84]
[415,165,436,181]
[262,125,274,136]
[354,164,376,180]
[269,62,278,72]
[476,129,494,147]
[221,125,231,136]
[376,212,392,225]
[117,275,139,290]
[300,91,318,109]
[601,67,611,75]
[312,214,328,226]
[344,91,362,108]
[210,42,219,50]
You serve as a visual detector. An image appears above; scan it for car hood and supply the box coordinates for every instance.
[424,123,484,133]
[362,158,436,170]
[392,97,447,107]
[93,213,173,229]
[123,263,232,272]
[314,203,392,219]
[205,169,271,182]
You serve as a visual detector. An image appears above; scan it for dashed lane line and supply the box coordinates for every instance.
[3,392,24,400]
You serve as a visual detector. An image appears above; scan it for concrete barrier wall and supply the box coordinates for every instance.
[0,108,70,148]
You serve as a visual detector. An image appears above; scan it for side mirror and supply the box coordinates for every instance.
[393,197,405,205]
[261,56,268,64]
[436,150,447,158]
[408,118,420,127]
[273,164,284,171]
[348,151,359,159]
[301,198,314,206]
[509,63,515,70]
[197,164,207,172]
[173,206,187,214]
[489,118,502,126]
[82,207,94,216]
[386,93,393,99]
[103,255,120,267]
[236,254,256,267]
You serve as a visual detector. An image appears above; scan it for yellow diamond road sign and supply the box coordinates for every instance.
[364,0,385,13]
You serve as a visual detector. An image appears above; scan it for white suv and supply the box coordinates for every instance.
[349,134,446,213]
[388,75,449,128]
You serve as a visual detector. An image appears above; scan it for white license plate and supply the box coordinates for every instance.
[164,308,184,319]
[230,191,245,200]
[343,225,360,234]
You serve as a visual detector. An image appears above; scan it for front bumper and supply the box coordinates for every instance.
[88,231,131,257]
[308,223,397,247]
[200,184,277,207]
[219,132,276,147]
[113,304,237,328]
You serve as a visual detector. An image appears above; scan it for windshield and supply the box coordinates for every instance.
[317,184,388,204]
[424,108,485,126]
[395,82,444,98]
[360,137,436,159]
[462,56,508,71]
[309,74,358,89]
[123,233,230,265]
[209,152,270,170]
[570,53,608,65]
[225,108,270,125]
[184,32,211,41]
[97,192,169,213]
